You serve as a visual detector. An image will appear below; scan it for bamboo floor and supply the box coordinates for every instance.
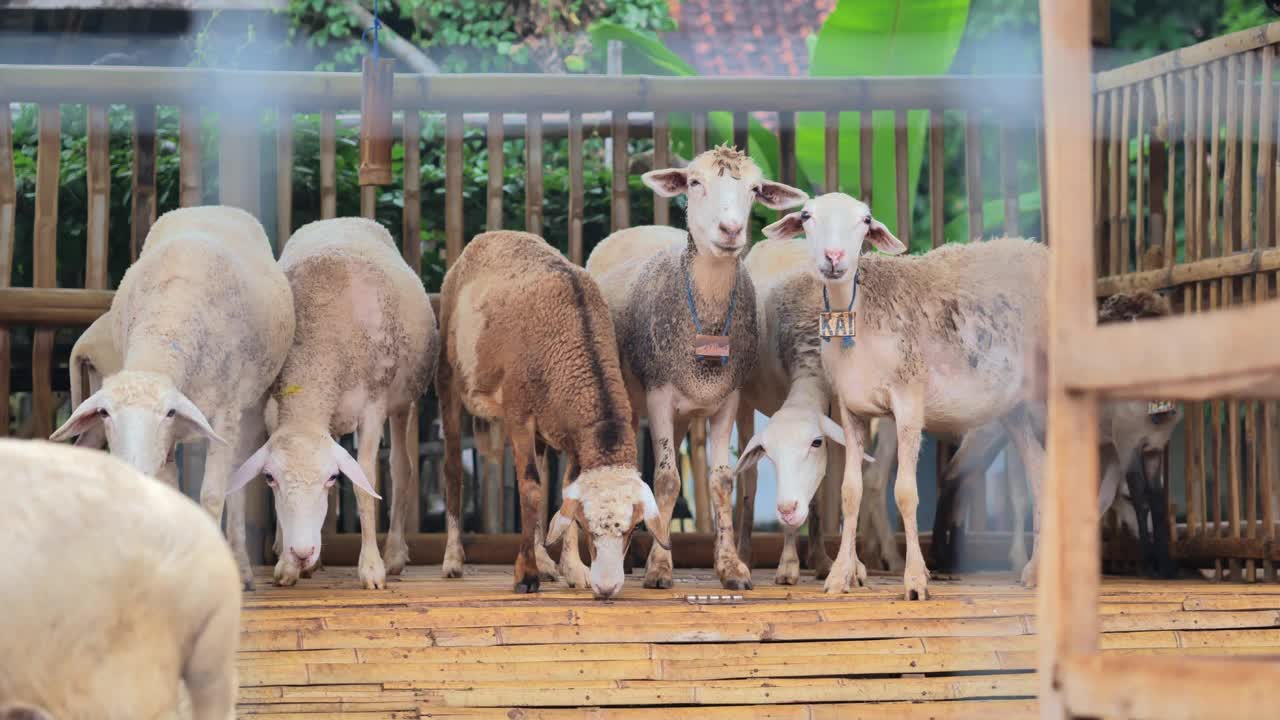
[236,565,1280,719]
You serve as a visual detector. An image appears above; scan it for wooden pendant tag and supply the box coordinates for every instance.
[694,334,731,361]
[819,311,856,339]
[1147,400,1175,416]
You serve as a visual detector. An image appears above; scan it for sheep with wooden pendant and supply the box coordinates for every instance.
[227,217,437,590]
[437,230,667,598]
[49,205,294,591]
[764,193,1049,599]
[586,144,808,591]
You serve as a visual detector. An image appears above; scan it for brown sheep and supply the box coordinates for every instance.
[437,230,668,598]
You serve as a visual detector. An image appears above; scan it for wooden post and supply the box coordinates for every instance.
[1038,2,1100,718]
[179,106,202,208]
[690,420,710,533]
[131,105,157,263]
[31,105,59,440]
[219,106,269,564]
[402,109,423,537]
[525,112,544,237]
[85,105,110,291]
[0,97,14,438]
[568,112,585,265]
[276,108,293,249]
[320,111,337,220]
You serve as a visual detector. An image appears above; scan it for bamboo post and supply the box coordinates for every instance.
[824,110,839,195]
[822,109,842,533]
[525,112,544,237]
[444,111,464,266]
[859,111,873,206]
[964,111,984,242]
[929,109,945,248]
[320,111,337,220]
[131,104,157,263]
[402,109,422,536]
[568,112,585,265]
[893,109,910,249]
[1037,1,1100,716]
[690,420,711,533]
[276,108,293,249]
[85,105,110,291]
[31,105,59,440]
[219,105,269,563]
[0,97,14,438]
[653,110,671,226]
[732,111,748,154]
[1118,86,1132,274]
[179,106,202,208]
[611,108,629,233]
[486,112,504,232]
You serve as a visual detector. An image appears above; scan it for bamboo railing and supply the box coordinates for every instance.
[1092,22,1280,582]
[0,65,1045,566]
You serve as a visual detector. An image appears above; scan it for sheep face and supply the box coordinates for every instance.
[643,145,807,257]
[545,467,668,600]
[228,429,380,584]
[764,193,906,285]
[49,370,223,477]
[734,407,847,528]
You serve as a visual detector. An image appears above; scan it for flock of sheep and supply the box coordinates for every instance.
[0,143,1182,718]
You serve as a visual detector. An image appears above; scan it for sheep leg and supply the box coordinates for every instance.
[533,439,559,583]
[707,391,752,590]
[862,416,903,573]
[354,413,388,590]
[1002,412,1046,589]
[438,366,466,579]
[199,417,249,588]
[642,389,679,590]
[807,493,832,578]
[888,394,929,601]
[826,403,869,594]
[182,600,239,720]
[557,456,592,589]
[776,525,801,585]
[383,407,414,576]
[734,403,757,569]
[509,417,543,594]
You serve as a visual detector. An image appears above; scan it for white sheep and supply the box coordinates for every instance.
[227,217,436,590]
[586,144,808,591]
[763,193,1049,599]
[50,205,295,590]
[0,439,240,720]
[732,236,882,584]
[438,230,667,599]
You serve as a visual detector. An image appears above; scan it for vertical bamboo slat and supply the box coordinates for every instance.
[276,109,293,249]
[1241,51,1255,252]
[179,106,202,207]
[929,110,944,248]
[568,112,584,266]
[999,125,1020,236]
[732,111,748,154]
[1134,85,1146,266]
[359,186,376,220]
[1260,47,1277,256]
[893,110,910,249]
[824,110,839,195]
[691,421,710,533]
[1193,67,1207,262]
[32,105,60,439]
[1223,56,1240,255]
[131,105,157,262]
[526,112,544,237]
[320,111,337,220]
[1118,87,1132,274]
[1036,116,1048,244]
[859,112,873,205]
[692,111,708,156]
[611,109,628,233]
[486,113,503,231]
[1107,89,1122,274]
[445,111,463,267]
[653,111,671,226]
[85,105,110,290]
[964,111,984,242]
[0,99,15,437]
[1209,61,1223,259]
[778,111,796,189]
[1093,94,1108,268]
[402,110,422,535]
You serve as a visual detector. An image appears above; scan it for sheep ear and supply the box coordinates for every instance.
[50,391,108,443]
[867,218,907,255]
[638,481,670,550]
[170,393,227,446]
[819,416,846,445]
[642,168,689,197]
[756,181,808,210]
[329,438,381,498]
[546,498,580,547]
[227,444,269,495]
[763,212,805,241]
[733,433,767,476]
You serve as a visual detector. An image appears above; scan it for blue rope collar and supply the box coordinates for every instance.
[822,272,859,350]
[683,246,738,367]
[362,0,382,60]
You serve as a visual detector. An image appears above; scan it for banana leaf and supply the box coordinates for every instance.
[796,0,971,236]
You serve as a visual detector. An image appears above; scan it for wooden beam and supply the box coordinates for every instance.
[1095,22,1280,91]
[1038,2,1100,719]
[1061,654,1280,720]
[1095,246,1280,295]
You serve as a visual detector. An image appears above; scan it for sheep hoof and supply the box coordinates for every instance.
[560,557,592,589]
[535,544,560,583]
[383,539,410,577]
[903,567,929,601]
[774,568,799,586]
[442,543,466,579]
[359,555,387,590]
[513,575,541,594]
[642,572,673,590]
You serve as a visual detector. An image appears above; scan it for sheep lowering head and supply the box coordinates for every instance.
[545,467,669,599]
[643,143,809,255]
[49,369,225,477]
[228,428,378,574]
[734,407,848,528]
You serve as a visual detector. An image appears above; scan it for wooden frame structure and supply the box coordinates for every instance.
[1039,3,1280,718]
[0,65,1045,568]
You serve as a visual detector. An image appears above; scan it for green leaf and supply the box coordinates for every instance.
[938,190,1041,249]
[587,20,697,76]
[796,0,971,237]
